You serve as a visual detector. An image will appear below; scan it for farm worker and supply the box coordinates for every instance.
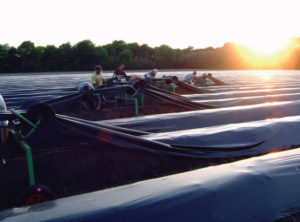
[182,71,197,84]
[91,65,106,88]
[145,69,158,80]
[78,82,101,111]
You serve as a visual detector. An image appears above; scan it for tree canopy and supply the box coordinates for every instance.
[0,39,299,73]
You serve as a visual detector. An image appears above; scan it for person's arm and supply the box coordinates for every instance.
[112,70,117,78]
[81,101,89,110]
[1,126,8,146]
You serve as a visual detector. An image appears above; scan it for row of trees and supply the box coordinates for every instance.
[0,39,300,73]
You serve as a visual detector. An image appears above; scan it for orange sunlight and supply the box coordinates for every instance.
[247,37,290,56]
[237,38,298,70]
[266,151,282,160]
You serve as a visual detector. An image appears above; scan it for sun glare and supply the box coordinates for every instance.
[237,36,294,69]
[246,37,290,56]
[266,151,281,160]
[260,73,273,81]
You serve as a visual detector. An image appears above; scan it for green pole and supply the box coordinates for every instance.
[9,109,37,186]
[10,110,37,129]
[141,94,144,107]
[134,98,138,115]
[20,140,36,186]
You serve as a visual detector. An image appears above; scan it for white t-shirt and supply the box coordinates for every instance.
[78,82,94,93]
[182,73,194,84]
[144,71,155,79]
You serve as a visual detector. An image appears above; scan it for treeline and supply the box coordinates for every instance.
[0,39,300,73]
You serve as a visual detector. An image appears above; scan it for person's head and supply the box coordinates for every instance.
[95,65,102,74]
[207,73,212,78]
[193,71,197,76]
[119,64,125,70]
[151,69,158,76]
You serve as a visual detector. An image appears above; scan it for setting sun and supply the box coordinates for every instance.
[235,36,296,69]
[246,37,291,56]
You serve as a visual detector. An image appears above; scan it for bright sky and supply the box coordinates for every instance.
[1,0,300,50]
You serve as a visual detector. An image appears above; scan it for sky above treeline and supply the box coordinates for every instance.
[1,0,300,52]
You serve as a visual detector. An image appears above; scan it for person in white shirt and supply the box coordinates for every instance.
[182,71,197,84]
[77,82,101,111]
[144,69,158,80]
[78,82,94,93]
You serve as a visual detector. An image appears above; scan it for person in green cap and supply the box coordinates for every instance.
[91,65,106,88]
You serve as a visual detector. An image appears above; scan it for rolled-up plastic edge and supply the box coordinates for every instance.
[2,147,300,221]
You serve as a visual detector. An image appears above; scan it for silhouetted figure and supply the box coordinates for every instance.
[113,64,127,78]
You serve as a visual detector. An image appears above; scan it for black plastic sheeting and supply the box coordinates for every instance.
[100,100,300,133]
[56,116,179,156]
[57,114,149,136]
[144,87,214,110]
[4,101,300,160]
[4,111,267,160]
[175,79,211,94]
[0,100,293,160]
[47,114,300,159]
[2,147,300,222]
[54,115,216,158]
[3,71,300,220]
